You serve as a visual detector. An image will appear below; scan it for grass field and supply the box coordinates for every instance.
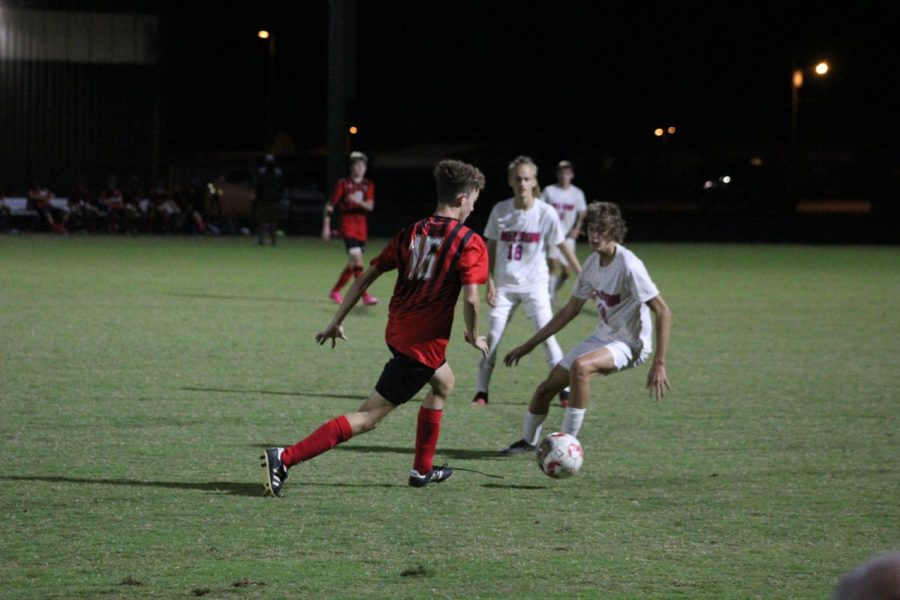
[1,234,897,599]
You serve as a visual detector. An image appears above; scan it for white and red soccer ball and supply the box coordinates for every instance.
[537,432,584,478]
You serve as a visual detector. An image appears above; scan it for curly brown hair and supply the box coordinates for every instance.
[434,159,486,203]
[585,201,627,242]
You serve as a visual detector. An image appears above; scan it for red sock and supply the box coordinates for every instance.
[352,265,364,280]
[413,407,443,474]
[332,267,352,292]
[282,415,352,467]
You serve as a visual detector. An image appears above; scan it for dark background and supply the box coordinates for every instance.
[160,1,899,151]
[3,1,899,241]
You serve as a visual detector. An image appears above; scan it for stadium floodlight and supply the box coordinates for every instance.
[791,58,831,143]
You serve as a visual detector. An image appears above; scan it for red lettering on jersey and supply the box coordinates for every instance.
[499,231,541,243]
[598,291,621,307]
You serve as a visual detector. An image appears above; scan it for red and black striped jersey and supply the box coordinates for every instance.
[330,177,375,241]
[370,215,488,369]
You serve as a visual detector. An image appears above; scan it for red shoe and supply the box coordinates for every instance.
[329,290,343,304]
[472,391,488,407]
[362,292,378,306]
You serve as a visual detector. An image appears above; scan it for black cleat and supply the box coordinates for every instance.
[559,388,570,408]
[261,447,288,497]
[472,391,489,406]
[500,439,536,456]
[408,465,453,487]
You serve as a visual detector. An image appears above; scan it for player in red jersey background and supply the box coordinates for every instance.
[323,151,378,306]
[262,159,489,496]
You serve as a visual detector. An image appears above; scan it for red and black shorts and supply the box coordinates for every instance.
[375,345,438,405]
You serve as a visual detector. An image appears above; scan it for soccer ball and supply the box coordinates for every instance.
[537,432,584,479]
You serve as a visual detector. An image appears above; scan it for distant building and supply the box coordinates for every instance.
[0,4,160,192]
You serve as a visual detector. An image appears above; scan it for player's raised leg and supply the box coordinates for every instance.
[330,260,354,303]
[262,391,396,497]
[349,247,378,305]
[564,346,616,439]
[500,365,570,454]
[410,363,455,487]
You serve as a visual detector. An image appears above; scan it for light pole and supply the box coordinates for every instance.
[791,60,829,144]
[258,30,275,148]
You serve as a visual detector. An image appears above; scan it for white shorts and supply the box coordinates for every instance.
[547,237,576,267]
[558,334,650,372]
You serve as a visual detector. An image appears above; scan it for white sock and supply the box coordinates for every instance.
[523,412,547,446]
[548,274,558,297]
[561,407,586,438]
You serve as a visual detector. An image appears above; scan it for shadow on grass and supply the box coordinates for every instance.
[301,481,400,488]
[0,475,261,497]
[168,292,300,303]
[180,386,362,400]
[333,445,504,460]
[481,483,548,490]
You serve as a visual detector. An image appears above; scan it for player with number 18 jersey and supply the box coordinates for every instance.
[474,156,582,407]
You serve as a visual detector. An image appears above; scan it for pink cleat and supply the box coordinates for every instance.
[362,292,378,306]
[472,391,488,407]
[329,290,343,305]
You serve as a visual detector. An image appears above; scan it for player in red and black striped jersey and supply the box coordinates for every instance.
[373,214,489,369]
[322,151,379,306]
[262,160,489,496]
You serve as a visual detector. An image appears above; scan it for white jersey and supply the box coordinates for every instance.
[571,244,659,355]
[484,198,566,291]
[541,184,587,234]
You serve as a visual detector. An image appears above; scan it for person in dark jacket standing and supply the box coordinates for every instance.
[255,154,285,246]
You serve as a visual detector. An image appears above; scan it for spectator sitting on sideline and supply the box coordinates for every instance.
[0,187,11,233]
[28,183,67,234]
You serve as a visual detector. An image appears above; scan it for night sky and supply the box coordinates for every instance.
[162,1,900,154]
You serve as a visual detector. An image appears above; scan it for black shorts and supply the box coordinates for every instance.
[375,346,438,406]
[344,238,366,253]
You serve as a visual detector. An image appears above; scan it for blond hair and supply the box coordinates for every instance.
[507,155,541,198]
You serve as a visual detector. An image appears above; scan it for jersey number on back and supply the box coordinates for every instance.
[407,235,443,281]
[507,243,523,261]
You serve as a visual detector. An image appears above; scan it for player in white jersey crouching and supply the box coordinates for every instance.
[500,201,672,454]
[542,161,587,305]
[473,156,582,408]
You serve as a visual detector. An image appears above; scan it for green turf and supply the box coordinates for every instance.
[1,235,897,599]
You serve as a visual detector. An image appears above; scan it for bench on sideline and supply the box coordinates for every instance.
[2,197,70,218]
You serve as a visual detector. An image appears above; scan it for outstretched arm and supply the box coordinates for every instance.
[504,295,586,366]
[645,294,672,400]
[316,265,383,347]
[462,283,489,357]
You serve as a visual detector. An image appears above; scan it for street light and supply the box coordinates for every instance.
[791,59,830,144]
[258,30,276,147]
